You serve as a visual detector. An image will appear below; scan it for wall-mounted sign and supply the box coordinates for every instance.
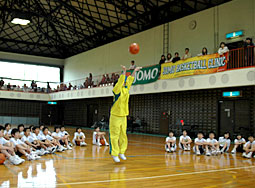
[226,30,243,39]
[222,91,241,97]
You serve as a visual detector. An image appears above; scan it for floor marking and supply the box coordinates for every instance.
[56,174,72,188]
[56,165,255,186]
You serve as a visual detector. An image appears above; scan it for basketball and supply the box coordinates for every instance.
[100,138,105,146]
[129,43,140,54]
[0,153,6,165]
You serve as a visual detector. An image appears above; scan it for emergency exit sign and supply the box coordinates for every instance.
[222,91,241,97]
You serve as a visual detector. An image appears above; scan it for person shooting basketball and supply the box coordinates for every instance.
[109,65,142,163]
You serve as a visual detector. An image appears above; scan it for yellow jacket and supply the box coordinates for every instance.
[111,74,134,117]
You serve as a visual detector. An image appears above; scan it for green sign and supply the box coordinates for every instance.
[126,64,160,85]
[222,91,241,97]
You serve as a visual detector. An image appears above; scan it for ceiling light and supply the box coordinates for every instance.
[11,18,30,25]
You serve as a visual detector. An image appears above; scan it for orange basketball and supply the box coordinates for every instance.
[0,153,6,165]
[129,43,140,54]
[100,138,105,146]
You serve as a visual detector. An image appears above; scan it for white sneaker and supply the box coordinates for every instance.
[96,142,102,146]
[80,142,87,146]
[206,152,211,156]
[196,150,201,155]
[242,152,247,158]
[216,150,221,155]
[246,152,252,159]
[15,155,25,163]
[9,156,21,165]
[61,146,67,151]
[171,147,175,152]
[32,153,41,160]
[220,149,224,154]
[112,155,120,163]
[187,145,191,151]
[231,149,236,154]
[68,142,73,147]
[57,146,63,152]
[105,142,109,146]
[26,154,35,161]
[119,154,127,160]
[166,148,170,152]
[67,145,72,150]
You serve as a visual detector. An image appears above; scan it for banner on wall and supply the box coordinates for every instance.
[160,53,229,80]
[126,64,160,85]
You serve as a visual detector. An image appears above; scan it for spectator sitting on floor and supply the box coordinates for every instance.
[129,60,137,70]
[172,52,181,63]
[182,48,192,60]
[218,42,229,55]
[132,116,142,133]
[159,55,166,65]
[84,77,89,88]
[165,53,173,63]
[198,47,209,56]
[0,78,4,88]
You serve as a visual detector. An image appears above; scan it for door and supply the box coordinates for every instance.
[219,101,234,137]
[219,100,251,138]
[87,104,99,127]
[159,111,169,135]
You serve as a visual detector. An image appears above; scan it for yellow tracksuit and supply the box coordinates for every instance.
[109,74,134,156]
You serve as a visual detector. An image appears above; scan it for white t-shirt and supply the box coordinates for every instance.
[20,131,24,136]
[59,131,69,137]
[219,137,231,147]
[234,138,245,144]
[30,133,39,140]
[244,141,255,147]
[0,137,9,145]
[195,138,206,144]
[180,135,191,143]
[21,135,35,143]
[166,136,176,143]
[206,138,218,144]
[4,129,12,136]
[52,132,62,138]
[10,138,25,146]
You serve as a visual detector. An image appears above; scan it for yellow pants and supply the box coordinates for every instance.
[109,114,127,156]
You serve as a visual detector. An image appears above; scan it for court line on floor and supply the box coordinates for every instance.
[56,165,255,186]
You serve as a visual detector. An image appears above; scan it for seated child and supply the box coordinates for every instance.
[52,126,72,150]
[205,132,220,156]
[165,131,177,152]
[92,126,109,146]
[242,135,255,159]
[41,127,65,152]
[193,132,206,155]
[4,123,12,140]
[231,134,246,154]
[18,124,25,138]
[10,128,40,160]
[72,127,87,146]
[60,126,72,147]
[21,128,46,156]
[218,132,231,153]
[32,126,54,154]
[0,126,24,165]
[179,130,192,151]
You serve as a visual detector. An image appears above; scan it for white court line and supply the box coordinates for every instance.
[56,165,255,186]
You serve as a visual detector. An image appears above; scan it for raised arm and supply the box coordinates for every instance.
[112,65,126,94]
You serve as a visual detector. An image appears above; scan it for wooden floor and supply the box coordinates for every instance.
[1,128,255,188]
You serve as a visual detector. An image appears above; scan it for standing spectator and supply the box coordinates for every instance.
[165,53,173,63]
[115,74,120,81]
[84,77,89,88]
[106,74,111,84]
[129,60,137,70]
[182,48,192,60]
[198,47,209,56]
[159,55,166,65]
[110,73,116,83]
[0,78,4,88]
[88,73,93,87]
[68,83,73,90]
[244,38,254,66]
[172,52,181,63]
[31,80,37,89]
[99,75,106,86]
[47,82,51,93]
[218,42,229,55]
[7,83,11,90]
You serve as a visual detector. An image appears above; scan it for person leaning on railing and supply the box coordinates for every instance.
[218,42,229,55]
[244,37,254,66]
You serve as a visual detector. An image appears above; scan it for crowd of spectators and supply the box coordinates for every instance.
[0,38,254,94]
